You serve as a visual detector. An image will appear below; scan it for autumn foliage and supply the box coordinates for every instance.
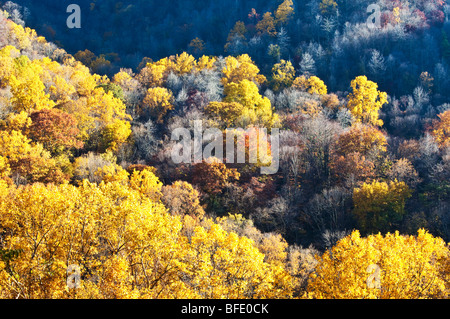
[0,10,449,300]
[307,229,449,299]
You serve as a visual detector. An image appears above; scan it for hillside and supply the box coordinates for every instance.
[0,1,449,299]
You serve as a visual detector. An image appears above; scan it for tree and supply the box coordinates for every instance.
[189,38,205,56]
[0,129,68,184]
[223,79,279,128]
[99,118,132,152]
[28,108,83,155]
[192,158,240,195]
[161,181,205,220]
[352,180,412,234]
[137,57,174,88]
[330,152,376,186]
[256,12,277,36]
[184,223,293,299]
[196,56,217,71]
[0,179,295,299]
[221,54,266,89]
[94,163,129,184]
[141,87,174,123]
[129,167,163,202]
[368,50,386,77]
[319,0,338,15]
[430,110,450,149]
[270,60,296,91]
[225,21,248,53]
[333,123,388,158]
[304,187,352,239]
[205,101,245,128]
[274,0,295,26]
[292,75,328,95]
[172,52,196,75]
[0,45,18,89]
[387,158,421,188]
[7,56,55,113]
[346,76,388,127]
[298,53,316,76]
[307,229,449,299]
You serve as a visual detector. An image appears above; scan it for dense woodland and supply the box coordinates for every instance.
[0,0,449,299]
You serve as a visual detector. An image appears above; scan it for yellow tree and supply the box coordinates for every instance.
[137,57,174,88]
[0,180,188,299]
[196,55,217,71]
[222,54,266,89]
[319,0,338,15]
[307,229,450,299]
[172,52,196,75]
[0,177,296,299]
[0,46,19,88]
[292,75,328,95]
[141,87,174,123]
[161,181,205,220]
[352,180,412,234]
[256,12,277,36]
[225,21,248,52]
[7,56,55,112]
[271,59,296,91]
[184,223,293,299]
[224,79,279,128]
[129,167,163,202]
[346,76,387,127]
[100,118,132,152]
[274,0,295,26]
[430,110,450,149]
[204,101,246,128]
[0,129,68,184]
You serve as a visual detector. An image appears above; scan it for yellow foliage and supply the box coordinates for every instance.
[274,0,295,25]
[271,59,296,91]
[205,101,246,128]
[0,155,10,180]
[196,55,217,71]
[292,75,328,95]
[393,7,402,24]
[0,46,20,87]
[224,79,279,128]
[0,179,295,299]
[256,12,277,36]
[100,118,132,152]
[138,57,174,88]
[346,76,387,127]
[307,229,449,299]
[172,52,196,75]
[353,180,412,233]
[431,110,450,149]
[129,168,163,202]
[141,87,174,123]
[185,223,293,298]
[319,0,338,15]
[222,54,266,88]
[0,111,31,132]
[7,56,55,112]
[95,163,129,184]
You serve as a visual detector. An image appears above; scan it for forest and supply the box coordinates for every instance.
[0,0,449,299]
